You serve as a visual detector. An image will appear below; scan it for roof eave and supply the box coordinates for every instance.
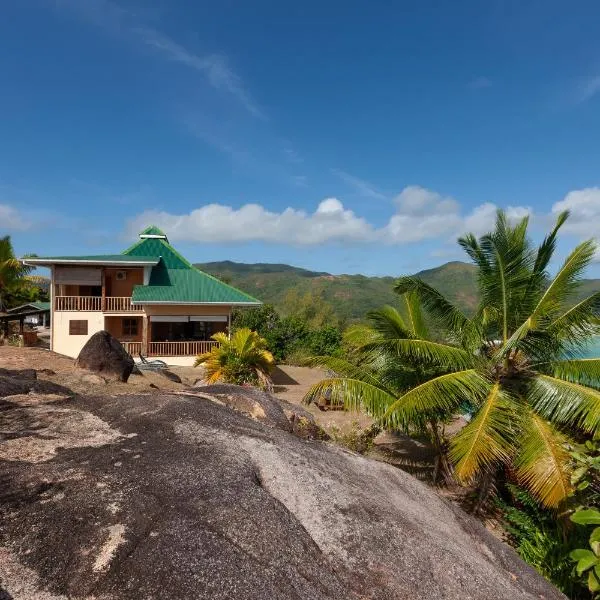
[132,301,262,306]
[23,259,160,267]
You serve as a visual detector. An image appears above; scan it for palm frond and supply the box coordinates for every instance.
[529,375,600,435]
[514,411,572,508]
[366,305,415,340]
[303,355,385,389]
[526,240,597,333]
[550,358,600,389]
[381,369,489,428]
[359,338,475,370]
[393,276,470,338]
[403,292,429,339]
[532,210,569,277]
[304,377,397,418]
[449,383,516,483]
[548,292,600,344]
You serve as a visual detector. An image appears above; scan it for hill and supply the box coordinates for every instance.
[197,260,600,324]
[197,260,479,323]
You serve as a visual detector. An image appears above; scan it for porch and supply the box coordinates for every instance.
[106,314,227,358]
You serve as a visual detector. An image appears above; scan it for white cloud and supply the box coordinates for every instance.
[0,204,30,231]
[332,169,387,200]
[574,76,600,105]
[134,28,263,119]
[552,188,600,260]
[54,0,263,118]
[552,188,600,237]
[127,186,531,247]
[127,199,375,245]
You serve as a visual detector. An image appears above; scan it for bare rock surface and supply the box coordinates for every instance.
[0,386,565,600]
[75,331,135,383]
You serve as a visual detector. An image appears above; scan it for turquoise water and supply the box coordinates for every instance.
[581,337,600,358]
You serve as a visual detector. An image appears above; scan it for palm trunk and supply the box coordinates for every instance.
[429,419,453,485]
[473,468,495,515]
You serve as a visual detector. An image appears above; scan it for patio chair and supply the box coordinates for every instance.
[136,353,168,371]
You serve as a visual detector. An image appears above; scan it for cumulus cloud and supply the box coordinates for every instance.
[127,199,375,245]
[552,188,600,237]
[0,204,30,231]
[552,187,600,260]
[127,185,531,247]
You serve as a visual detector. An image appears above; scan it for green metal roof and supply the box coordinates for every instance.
[124,234,261,305]
[7,301,50,313]
[24,228,261,306]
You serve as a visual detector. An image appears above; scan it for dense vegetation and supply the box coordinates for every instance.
[303,210,600,598]
[198,259,600,324]
[231,301,342,362]
[0,236,47,311]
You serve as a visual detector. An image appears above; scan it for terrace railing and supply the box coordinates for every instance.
[148,340,219,357]
[54,296,142,312]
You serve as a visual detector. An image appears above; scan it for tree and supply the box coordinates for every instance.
[306,209,600,509]
[195,328,275,388]
[0,236,33,310]
[281,289,338,329]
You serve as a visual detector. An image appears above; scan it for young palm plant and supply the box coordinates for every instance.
[305,210,600,508]
[195,327,275,389]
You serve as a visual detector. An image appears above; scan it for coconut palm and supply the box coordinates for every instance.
[195,328,275,388]
[306,210,600,508]
[0,236,32,310]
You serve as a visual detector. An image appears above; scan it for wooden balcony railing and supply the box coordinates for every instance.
[121,341,143,356]
[104,297,143,312]
[148,340,219,357]
[54,296,102,311]
[54,296,142,312]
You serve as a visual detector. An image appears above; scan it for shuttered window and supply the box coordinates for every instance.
[69,320,88,335]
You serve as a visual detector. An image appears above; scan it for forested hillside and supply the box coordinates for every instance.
[197,259,600,324]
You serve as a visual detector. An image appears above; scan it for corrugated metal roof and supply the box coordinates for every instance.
[126,237,261,305]
[24,228,261,306]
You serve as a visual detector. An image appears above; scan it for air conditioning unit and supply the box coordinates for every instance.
[116,271,127,281]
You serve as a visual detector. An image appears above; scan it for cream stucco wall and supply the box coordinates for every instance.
[52,311,105,358]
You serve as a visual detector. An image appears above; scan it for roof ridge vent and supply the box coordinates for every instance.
[139,225,168,243]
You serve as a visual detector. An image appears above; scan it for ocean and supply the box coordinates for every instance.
[581,337,600,358]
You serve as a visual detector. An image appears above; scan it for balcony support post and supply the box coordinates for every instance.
[142,315,149,357]
[101,269,106,312]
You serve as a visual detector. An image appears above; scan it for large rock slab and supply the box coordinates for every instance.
[75,331,134,382]
[0,390,565,600]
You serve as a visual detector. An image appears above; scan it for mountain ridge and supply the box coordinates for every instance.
[196,260,600,323]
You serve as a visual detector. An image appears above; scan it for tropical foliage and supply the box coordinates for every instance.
[231,303,342,362]
[0,235,36,311]
[305,209,600,509]
[194,328,275,388]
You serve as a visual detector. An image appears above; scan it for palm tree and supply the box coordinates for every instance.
[0,236,32,311]
[195,328,275,389]
[306,210,600,508]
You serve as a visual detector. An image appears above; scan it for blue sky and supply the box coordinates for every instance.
[2,0,600,276]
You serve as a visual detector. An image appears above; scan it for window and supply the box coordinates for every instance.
[69,320,88,335]
[122,318,138,336]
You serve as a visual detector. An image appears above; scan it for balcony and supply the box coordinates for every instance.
[120,340,219,357]
[54,296,143,312]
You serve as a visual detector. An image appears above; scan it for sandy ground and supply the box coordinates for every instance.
[0,346,191,396]
[0,347,439,480]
